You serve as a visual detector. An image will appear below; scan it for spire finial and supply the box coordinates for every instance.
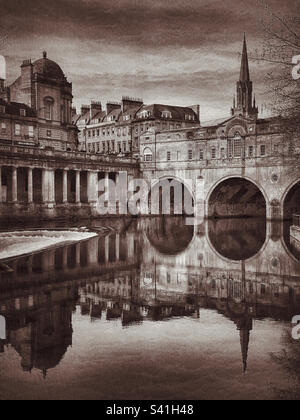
[240,34,250,82]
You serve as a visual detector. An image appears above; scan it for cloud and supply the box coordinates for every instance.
[1,0,298,119]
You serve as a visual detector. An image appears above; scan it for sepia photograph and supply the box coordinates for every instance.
[0,0,300,404]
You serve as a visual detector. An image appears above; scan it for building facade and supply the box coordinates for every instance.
[139,36,300,220]
[74,97,200,157]
[0,51,78,151]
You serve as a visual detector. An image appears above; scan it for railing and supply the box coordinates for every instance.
[0,143,138,165]
[293,215,300,227]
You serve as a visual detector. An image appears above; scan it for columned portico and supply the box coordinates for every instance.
[0,145,139,220]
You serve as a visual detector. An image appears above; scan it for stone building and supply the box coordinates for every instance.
[0,55,138,221]
[139,36,300,220]
[74,97,200,156]
[0,51,78,151]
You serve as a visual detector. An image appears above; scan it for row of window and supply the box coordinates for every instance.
[0,106,27,117]
[1,122,53,138]
[165,145,267,161]
[1,122,35,137]
[143,144,268,162]
[87,126,130,138]
[84,121,186,139]
[87,141,132,154]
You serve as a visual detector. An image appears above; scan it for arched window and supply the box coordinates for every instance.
[143,147,153,162]
[233,133,243,158]
[44,97,54,120]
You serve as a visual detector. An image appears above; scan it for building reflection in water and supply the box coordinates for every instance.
[0,216,300,379]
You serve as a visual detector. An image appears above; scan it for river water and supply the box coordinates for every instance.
[0,216,300,400]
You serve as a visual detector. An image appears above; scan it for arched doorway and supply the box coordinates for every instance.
[208,177,266,218]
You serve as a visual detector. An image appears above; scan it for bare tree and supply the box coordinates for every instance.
[251,0,300,159]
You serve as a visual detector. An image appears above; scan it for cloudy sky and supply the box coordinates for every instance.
[0,0,298,121]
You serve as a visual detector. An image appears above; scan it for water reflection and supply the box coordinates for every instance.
[208,218,266,261]
[0,217,300,399]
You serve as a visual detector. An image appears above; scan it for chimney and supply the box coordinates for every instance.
[0,78,4,93]
[21,59,33,88]
[90,101,102,119]
[81,105,90,116]
[106,101,121,115]
[121,96,143,113]
[189,105,201,123]
[91,101,102,112]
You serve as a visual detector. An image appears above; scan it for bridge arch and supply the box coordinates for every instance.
[206,175,268,219]
[281,178,300,220]
[149,175,195,216]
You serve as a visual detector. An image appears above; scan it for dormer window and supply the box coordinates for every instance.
[185,114,193,121]
[139,110,150,119]
[162,110,172,119]
[20,109,26,117]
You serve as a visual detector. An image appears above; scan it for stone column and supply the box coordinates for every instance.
[127,233,134,259]
[87,237,99,264]
[105,172,109,202]
[27,168,33,204]
[116,233,120,262]
[105,235,109,263]
[63,170,68,204]
[48,169,55,204]
[42,169,55,203]
[12,167,18,203]
[62,247,68,269]
[75,243,81,266]
[87,171,98,203]
[75,171,81,204]
[42,169,48,203]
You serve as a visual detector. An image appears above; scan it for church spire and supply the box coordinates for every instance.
[231,34,258,119]
[240,34,250,82]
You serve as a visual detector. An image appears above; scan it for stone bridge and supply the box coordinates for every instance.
[140,116,300,220]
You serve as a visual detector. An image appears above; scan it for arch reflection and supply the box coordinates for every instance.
[208,218,267,261]
[145,217,194,256]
